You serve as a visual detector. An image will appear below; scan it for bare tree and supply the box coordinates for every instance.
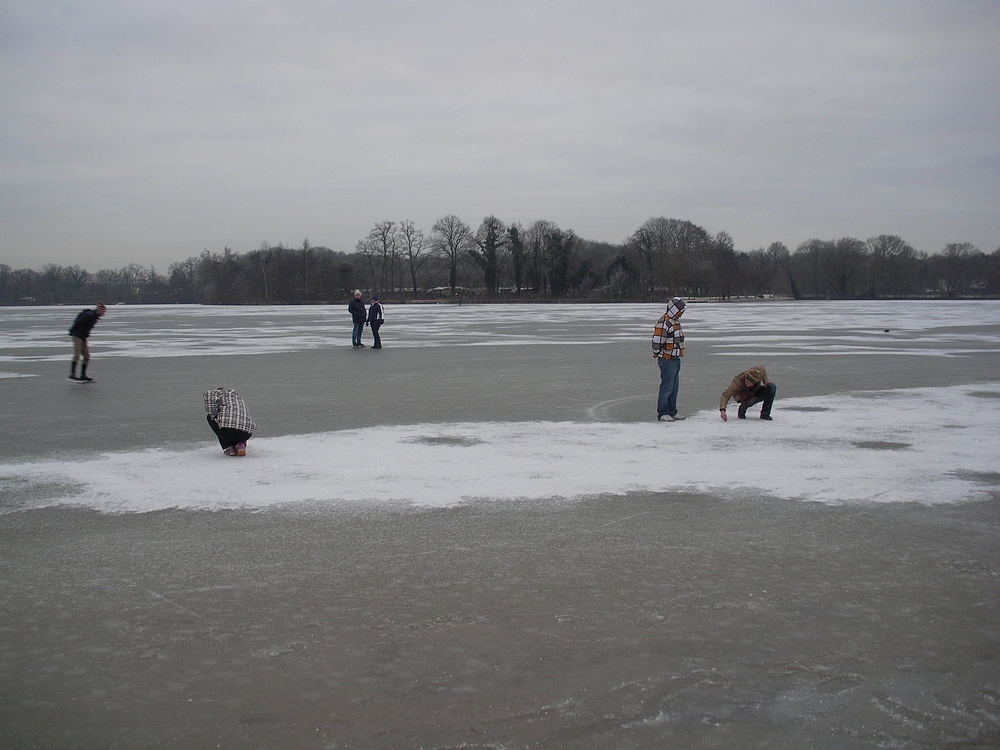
[763,242,793,297]
[301,238,314,299]
[508,224,526,294]
[470,216,507,295]
[252,242,274,303]
[430,215,473,294]
[65,265,90,299]
[524,220,558,295]
[938,242,979,298]
[711,231,738,298]
[356,221,399,293]
[626,217,712,295]
[398,220,430,296]
[826,238,868,298]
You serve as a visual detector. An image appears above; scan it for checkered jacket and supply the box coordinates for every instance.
[651,298,686,359]
[204,388,256,434]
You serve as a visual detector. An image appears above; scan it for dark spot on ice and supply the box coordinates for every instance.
[406,436,484,447]
[853,441,911,451]
[968,391,1000,399]
[951,470,1000,485]
[782,406,830,412]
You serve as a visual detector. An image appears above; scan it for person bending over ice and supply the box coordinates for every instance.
[719,366,776,421]
[204,387,256,456]
[67,302,106,381]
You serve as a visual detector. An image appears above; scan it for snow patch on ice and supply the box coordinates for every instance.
[1,384,996,514]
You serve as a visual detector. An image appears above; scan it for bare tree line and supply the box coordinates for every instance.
[2,215,998,305]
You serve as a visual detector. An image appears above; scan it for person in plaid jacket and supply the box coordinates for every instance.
[651,297,686,421]
[204,387,256,456]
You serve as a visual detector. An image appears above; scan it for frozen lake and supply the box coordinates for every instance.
[1,300,998,510]
[1,300,999,749]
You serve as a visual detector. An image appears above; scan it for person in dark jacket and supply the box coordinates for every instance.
[68,303,106,381]
[348,290,367,347]
[367,296,384,349]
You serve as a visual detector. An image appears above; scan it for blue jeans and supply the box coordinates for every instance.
[352,321,364,345]
[656,357,681,418]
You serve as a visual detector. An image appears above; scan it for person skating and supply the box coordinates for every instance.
[68,302,106,382]
[719,366,777,421]
[651,297,686,421]
[204,387,256,456]
[348,291,367,347]
[367,296,384,349]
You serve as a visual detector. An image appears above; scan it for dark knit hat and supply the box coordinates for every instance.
[746,367,763,384]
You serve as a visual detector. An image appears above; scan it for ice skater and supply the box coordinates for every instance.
[652,297,686,421]
[204,387,256,456]
[719,366,776,421]
[68,302,106,382]
[348,290,367,347]
[367,295,384,349]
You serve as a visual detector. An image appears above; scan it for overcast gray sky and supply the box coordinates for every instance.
[2,0,998,271]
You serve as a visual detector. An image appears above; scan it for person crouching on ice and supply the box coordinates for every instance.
[719,366,776,421]
[204,387,256,456]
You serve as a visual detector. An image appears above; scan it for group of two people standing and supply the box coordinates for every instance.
[348,290,384,349]
[652,296,777,422]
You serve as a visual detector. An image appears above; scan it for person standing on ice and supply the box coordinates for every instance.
[67,302,106,382]
[348,290,368,347]
[719,366,776,421]
[652,297,686,421]
[204,387,256,457]
[366,295,384,349]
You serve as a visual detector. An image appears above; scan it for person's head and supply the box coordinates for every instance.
[354,290,362,299]
[95,302,106,317]
[666,297,686,319]
[371,295,378,302]
[744,367,763,388]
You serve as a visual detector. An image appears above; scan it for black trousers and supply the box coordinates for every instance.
[207,415,252,450]
[370,321,382,348]
[741,382,777,417]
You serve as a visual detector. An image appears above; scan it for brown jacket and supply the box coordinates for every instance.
[720,366,770,410]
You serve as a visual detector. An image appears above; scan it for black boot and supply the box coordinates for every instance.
[69,362,78,381]
[79,364,94,382]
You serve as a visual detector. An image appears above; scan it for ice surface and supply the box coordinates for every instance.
[2,382,997,513]
[2,302,999,749]
[3,299,1000,360]
[1,300,998,512]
